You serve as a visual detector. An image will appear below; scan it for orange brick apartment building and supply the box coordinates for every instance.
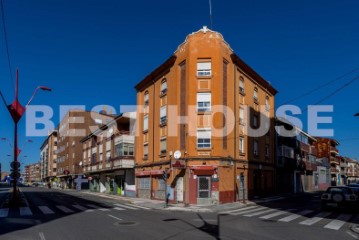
[134,27,277,205]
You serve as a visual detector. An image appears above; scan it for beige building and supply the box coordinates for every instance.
[40,130,58,181]
[135,27,277,205]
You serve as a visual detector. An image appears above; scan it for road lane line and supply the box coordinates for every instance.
[108,214,122,221]
[347,231,359,239]
[38,206,55,215]
[19,207,33,216]
[221,206,257,214]
[231,207,267,216]
[99,208,110,211]
[324,214,352,230]
[114,203,138,210]
[39,232,46,240]
[299,212,332,226]
[278,210,313,222]
[72,205,93,212]
[0,208,9,218]
[113,207,125,211]
[126,203,151,210]
[56,205,74,213]
[260,211,287,220]
[243,209,277,217]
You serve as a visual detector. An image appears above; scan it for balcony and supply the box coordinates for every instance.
[330,157,339,165]
[114,133,134,144]
[330,146,339,154]
[330,166,339,173]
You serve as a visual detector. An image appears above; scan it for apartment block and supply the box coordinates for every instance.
[56,110,114,188]
[40,130,58,181]
[134,26,277,205]
[80,113,136,196]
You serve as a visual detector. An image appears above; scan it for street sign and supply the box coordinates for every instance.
[10,172,20,179]
[10,161,20,169]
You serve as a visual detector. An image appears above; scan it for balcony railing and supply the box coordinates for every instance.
[330,146,339,154]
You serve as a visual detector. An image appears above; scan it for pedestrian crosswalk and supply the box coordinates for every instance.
[221,206,357,231]
[0,202,151,218]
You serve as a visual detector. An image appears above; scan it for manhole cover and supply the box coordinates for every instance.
[114,221,137,226]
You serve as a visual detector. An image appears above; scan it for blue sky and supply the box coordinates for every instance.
[0,0,358,171]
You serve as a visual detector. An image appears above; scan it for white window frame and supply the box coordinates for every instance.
[265,97,270,111]
[239,77,245,93]
[143,115,149,131]
[160,106,167,125]
[197,62,211,77]
[239,107,244,125]
[254,89,258,102]
[197,129,211,149]
[161,81,167,95]
[144,92,149,105]
[239,137,245,154]
[197,93,211,112]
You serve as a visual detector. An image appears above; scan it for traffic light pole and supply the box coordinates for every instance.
[12,121,18,201]
[163,170,168,208]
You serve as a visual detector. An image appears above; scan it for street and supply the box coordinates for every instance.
[0,187,359,239]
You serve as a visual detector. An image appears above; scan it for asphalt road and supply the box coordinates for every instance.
[0,187,358,240]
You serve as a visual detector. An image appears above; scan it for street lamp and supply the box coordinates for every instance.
[0,69,51,203]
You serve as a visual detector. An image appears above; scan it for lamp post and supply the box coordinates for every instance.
[0,69,51,203]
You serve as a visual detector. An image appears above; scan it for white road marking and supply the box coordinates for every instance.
[278,210,313,222]
[39,232,46,240]
[113,207,125,211]
[19,207,33,216]
[231,207,267,216]
[0,208,9,218]
[56,205,74,213]
[114,203,138,210]
[126,203,151,210]
[260,211,287,220]
[221,206,257,214]
[243,209,277,217]
[347,231,359,239]
[299,212,332,226]
[108,214,122,221]
[72,205,93,212]
[38,206,55,215]
[99,208,110,211]
[324,214,352,230]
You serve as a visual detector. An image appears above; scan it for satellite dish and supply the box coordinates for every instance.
[174,150,181,159]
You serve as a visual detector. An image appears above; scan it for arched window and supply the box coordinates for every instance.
[161,80,167,95]
[239,77,245,93]
[144,91,149,105]
[253,87,258,102]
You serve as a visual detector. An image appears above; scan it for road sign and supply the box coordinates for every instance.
[10,172,20,179]
[10,161,20,169]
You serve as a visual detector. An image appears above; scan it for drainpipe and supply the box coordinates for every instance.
[233,65,237,202]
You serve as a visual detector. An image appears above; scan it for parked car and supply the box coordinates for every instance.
[31,182,39,187]
[321,186,357,209]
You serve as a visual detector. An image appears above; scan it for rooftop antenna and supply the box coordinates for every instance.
[209,0,213,30]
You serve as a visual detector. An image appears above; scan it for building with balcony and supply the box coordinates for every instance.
[275,118,328,193]
[56,110,114,189]
[80,113,136,196]
[314,138,340,186]
[40,130,58,182]
[25,162,41,182]
[134,26,278,205]
[347,157,359,183]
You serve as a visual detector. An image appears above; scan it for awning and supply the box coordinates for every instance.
[190,165,216,175]
[135,169,166,176]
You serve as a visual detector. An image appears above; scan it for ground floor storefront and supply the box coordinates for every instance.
[135,159,275,205]
[88,169,135,197]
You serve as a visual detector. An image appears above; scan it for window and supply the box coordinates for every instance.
[197,93,211,112]
[160,139,167,154]
[143,144,148,158]
[160,106,167,125]
[99,153,103,162]
[239,137,245,154]
[197,62,211,76]
[144,91,149,105]
[115,143,134,157]
[143,115,148,131]
[265,97,270,111]
[254,140,259,156]
[91,153,96,165]
[106,151,111,162]
[239,107,244,125]
[253,115,258,128]
[265,144,269,158]
[239,77,245,93]
[254,88,258,102]
[161,80,167,95]
[197,129,211,148]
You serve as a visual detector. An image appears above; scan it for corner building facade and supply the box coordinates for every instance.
[135,27,277,205]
